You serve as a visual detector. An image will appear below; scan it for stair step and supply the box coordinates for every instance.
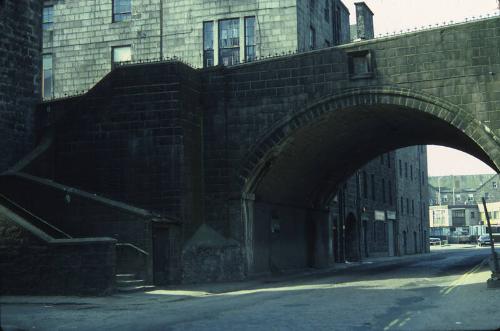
[116,285,155,293]
[116,273,136,281]
[116,279,145,287]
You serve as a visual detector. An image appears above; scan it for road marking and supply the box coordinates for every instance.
[383,259,486,331]
[398,317,411,327]
[440,259,486,296]
[383,318,400,330]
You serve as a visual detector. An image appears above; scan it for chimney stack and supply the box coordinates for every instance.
[354,2,374,40]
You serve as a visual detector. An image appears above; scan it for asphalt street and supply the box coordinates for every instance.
[1,245,499,331]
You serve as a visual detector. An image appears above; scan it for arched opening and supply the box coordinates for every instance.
[240,88,500,275]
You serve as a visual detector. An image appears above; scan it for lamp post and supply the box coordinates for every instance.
[438,176,441,205]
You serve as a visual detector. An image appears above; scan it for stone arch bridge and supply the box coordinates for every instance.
[3,16,499,286]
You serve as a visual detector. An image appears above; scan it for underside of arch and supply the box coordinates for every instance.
[241,87,500,206]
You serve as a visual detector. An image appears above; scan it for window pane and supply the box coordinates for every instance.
[43,55,52,70]
[43,6,54,30]
[203,22,213,50]
[113,46,131,63]
[245,17,255,61]
[219,18,240,66]
[219,48,239,66]
[309,26,316,49]
[113,0,131,21]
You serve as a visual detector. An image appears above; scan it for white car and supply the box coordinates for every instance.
[429,237,441,246]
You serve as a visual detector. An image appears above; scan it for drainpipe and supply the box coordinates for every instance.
[159,0,164,59]
[356,171,362,260]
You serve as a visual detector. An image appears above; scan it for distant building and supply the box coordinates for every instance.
[331,146,429,260]
[428,174,498,206]
[396,146,429,255]
[478,201,500,231]
[428,174,500,241]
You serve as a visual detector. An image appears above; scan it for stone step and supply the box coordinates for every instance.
[115,273,136,281]
[116,279,145,287]
[116,285,155,293]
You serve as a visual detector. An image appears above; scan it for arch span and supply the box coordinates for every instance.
[239,86,500,275]
[241,87,500,206]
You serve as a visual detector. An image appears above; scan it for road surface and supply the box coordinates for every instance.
[1,245,499,330]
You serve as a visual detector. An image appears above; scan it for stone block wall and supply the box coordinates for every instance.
[163,0,298,66]
[34,17,499,281]
[182,244,244,283]
[0,215,116,295]
[49,63,202,224]
[395,146,429,254]
[357,153,398,255]
[297,0,333,50]
[0,173,168,283]
[43,0,162,97]
[297,0,352,50]
[0,174,155,250]
[45,0,301,96]
[0,0,42,172]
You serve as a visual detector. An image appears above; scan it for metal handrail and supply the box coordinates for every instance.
[116,242,149,256]
[0,192,71,239]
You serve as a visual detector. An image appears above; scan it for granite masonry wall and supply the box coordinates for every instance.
[0,214,116,295]
[0,173,182,283]
[396,146,429,255]
[0,0,42,172]
[43,0,162,96]
[35,17,500,281]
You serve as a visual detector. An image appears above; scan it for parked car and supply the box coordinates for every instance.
[477,235,493,247]
[429,237,441,246]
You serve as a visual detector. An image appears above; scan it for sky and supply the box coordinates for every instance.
[342,0,499,176]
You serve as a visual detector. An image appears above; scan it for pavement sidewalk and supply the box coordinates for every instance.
[0,245,489,305]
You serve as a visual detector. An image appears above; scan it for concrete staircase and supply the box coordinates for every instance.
[115,274,154,293]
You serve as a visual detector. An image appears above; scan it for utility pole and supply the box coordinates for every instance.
[452,175,455,205]
[438,176,441,205]
[159,0,164,59]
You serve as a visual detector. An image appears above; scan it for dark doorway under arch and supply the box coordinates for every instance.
[345,213,360,262]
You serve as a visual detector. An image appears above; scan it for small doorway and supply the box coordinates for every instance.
[363,220,369,257]
[413,231,418,254]
[153,226,170,285]
[333,217,341,262]
[345,213,359,261]
[387,221,395,257]
[403,230,407,255]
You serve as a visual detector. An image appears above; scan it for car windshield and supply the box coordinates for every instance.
[480,235,490,240]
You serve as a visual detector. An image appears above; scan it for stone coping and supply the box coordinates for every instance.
[49,237,117,245]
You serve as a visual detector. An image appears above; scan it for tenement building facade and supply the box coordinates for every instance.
[331,146,429,262]
[41,0,354,98]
